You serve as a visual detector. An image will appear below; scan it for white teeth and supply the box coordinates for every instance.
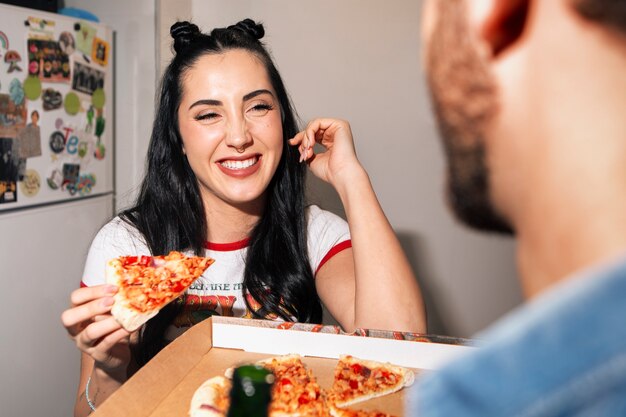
[220,156,258,170]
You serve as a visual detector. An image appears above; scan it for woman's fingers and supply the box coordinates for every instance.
[62,285,117,337]
[76,316,126,350]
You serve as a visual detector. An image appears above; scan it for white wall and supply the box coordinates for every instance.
[172,0,523,337]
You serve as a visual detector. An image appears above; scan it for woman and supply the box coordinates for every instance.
[61,19,425,415]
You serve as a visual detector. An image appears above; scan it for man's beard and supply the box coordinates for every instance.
[425,0,513,235]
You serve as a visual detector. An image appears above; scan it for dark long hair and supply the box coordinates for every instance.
[121,19,321,365]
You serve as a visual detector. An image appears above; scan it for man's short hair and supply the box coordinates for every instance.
[573,0,626,34]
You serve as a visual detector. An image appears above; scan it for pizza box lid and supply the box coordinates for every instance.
[92,316,472,417]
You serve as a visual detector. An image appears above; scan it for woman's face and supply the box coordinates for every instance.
[177,49,283,212]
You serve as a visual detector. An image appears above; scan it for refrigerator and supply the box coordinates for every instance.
[0,3,115,416]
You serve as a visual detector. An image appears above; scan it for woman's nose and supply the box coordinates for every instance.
[225,118,252,152]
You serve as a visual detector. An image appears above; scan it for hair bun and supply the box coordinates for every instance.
[171,21,200,54]
[228,18,265,40]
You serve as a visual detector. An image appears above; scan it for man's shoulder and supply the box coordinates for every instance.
[410,256,626,417]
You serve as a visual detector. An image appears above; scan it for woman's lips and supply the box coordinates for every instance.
[216,155,261,177]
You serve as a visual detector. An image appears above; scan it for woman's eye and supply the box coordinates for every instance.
[195,112,219,121]
[248,103,273,116]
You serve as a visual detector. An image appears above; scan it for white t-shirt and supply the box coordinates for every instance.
[81,205,351,333]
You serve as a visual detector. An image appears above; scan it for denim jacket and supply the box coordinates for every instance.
[407,255,626,416]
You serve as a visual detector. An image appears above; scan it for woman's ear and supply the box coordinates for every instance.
[469,0,531,58]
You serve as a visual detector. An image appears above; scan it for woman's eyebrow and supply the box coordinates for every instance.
[188,89,274,110]
[243,89,275,101]
[188,99,222,110]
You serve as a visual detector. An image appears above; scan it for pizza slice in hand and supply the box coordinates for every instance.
[327,355,415,409]
[106,251,214,331]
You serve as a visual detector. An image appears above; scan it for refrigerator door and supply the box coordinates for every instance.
[0,3,114,211]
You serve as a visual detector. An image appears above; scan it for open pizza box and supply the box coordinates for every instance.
[92,316,472,416]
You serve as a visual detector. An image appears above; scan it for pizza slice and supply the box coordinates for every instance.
[189,376,231,417]
[226,354,330,417]
[327,355,414,408]
[106,251,214,331]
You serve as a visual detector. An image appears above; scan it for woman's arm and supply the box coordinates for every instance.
[290,118,427,333]
[61,284,132,416]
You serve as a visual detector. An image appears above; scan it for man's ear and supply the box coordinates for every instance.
[469,0,531,58]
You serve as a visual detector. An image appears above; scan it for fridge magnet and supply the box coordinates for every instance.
[76,173,96,196]
[71,61,104,96]
[61,162,79,194]
[16,110,42,159]
[0,30,9,52]
[49,130,65,154]
[91,38,109,66]
[64,91,80,115]
[4,50,22,73]
[46,168,62,189]
[23,75,42,100]
[19,168,40,197]
[0,137,18,203]
[42,88,62,110]
[26,16,56,36]
[85,105,94,132]
[9,79,24,105]
[94,114,105,160]
[58,31,75,55]
[75,22,96,58]
[27,39,71,82]
[0,93,27,137]
[91,88,105,109]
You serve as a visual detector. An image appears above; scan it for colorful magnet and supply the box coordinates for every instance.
[58,31,75,55]
[55,118,63,130]
[72,61,104,95]
[94,142,105,160]
[64,92,80,115]
[4,50,22,72]
[19,169,40,197]
[75,22,96,56]
[91,88,105,109]
[95,114,105,139]
[61,163,80,195]
[23,75,42,100]
[27,39,71,82]
[16,111,42,158]
[47,168,62,189]
[49,131,65,153]
[0,93,27,137]
[0,138,18,203]
[0,31,9,51]
[9,78,24,105]
[42,88,63,111]
[91,38,109,66]
[76,173,96,196]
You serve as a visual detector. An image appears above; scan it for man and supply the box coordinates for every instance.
[409,0,626,415]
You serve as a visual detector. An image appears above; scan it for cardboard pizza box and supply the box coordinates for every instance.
[92,316,472,416]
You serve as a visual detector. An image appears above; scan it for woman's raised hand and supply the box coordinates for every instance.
[289,118,364,187]
[61,284,132,381]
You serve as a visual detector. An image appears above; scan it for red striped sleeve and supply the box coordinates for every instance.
[315,240,352,276]
[80,281,88,288]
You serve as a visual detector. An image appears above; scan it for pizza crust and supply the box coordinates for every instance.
[189,376,231,417]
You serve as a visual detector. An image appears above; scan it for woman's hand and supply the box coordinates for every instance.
[61,284,132,381]
[289,118,364,188]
